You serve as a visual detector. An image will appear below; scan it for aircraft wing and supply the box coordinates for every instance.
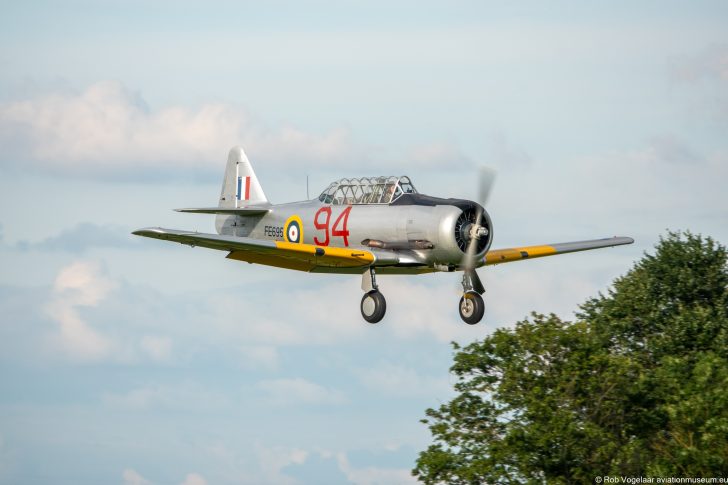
[484,236,634,266]
[132,227,378,271]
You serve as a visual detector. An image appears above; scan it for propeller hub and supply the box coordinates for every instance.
[470,225,489,240]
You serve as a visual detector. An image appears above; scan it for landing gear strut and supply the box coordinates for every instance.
[459,270,485,325]
[361,267,386,323]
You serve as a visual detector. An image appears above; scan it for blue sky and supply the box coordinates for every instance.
[1,1,728,484]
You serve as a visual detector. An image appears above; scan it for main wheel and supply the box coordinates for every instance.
[459,292,484,325]
[361,290,386,324]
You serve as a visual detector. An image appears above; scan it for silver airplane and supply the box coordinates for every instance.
[133,147,633,324]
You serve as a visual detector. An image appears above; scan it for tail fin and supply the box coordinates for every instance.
[219,146,268,207]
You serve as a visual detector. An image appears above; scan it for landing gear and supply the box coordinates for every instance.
[361,267,386,323]
[361,290,386,323]
[459,292,484,325]
[459,270,485,324]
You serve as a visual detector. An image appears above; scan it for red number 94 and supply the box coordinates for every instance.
[314,206,351,247]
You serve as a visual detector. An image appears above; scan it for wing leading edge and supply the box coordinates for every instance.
[132,227,379,272]
[484,236,634,266]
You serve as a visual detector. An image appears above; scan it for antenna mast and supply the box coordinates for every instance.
[235,161,239,208]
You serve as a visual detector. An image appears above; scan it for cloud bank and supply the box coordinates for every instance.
[0,81,358,178]
[0,81,472,180]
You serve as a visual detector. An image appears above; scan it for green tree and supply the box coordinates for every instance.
[413,232,728,484]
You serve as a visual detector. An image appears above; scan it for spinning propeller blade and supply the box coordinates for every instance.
[460,166,497,276]
[477,167,497,208]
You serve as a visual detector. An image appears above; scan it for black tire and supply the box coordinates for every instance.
[459,292,484,325]
[361,290,386,324]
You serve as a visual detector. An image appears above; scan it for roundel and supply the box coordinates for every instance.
[284,215,304,243]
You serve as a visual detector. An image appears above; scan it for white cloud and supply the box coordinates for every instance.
[14,222,136,253]
[43,261,180,364]
[203,281,368,347]
[103,383,230,411]
[260,447,419,485]
[481,135,727,244]
[257,378,346,406]
[0,81,487,179]
[122,468,207,485]
[179,473,207,485]
[52,260,114,305]
[381,278,486,343]
[356,362,451,398]
[336,452,417,485]
[672,43,728,83]
[483,262,603,325]
[45,261,115,360]
[238,345,279,371]
[201,273,594,348]
[345,466,416,485]
[201,276,487,347]
[559,138,726,214]
[0,81,358,176]
[253,445,308,485]
[140,335,173,362]
[122,468,152,485]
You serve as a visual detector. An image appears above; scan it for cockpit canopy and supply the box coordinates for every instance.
[318,176,418,205]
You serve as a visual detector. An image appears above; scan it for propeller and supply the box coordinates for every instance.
[477,166,497,208]
[460,167,496,292]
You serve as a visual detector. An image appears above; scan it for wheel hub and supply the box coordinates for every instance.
[362,295,376,316]
[460,298,474,317]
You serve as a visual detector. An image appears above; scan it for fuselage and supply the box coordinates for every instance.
[215,194,493,274]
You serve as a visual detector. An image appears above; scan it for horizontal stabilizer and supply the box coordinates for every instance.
[175,207,270,216]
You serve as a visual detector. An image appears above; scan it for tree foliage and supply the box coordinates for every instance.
[413,232,728,483]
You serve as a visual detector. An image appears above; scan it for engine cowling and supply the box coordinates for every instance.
[374,194,494,268]
[427,201,493,267]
